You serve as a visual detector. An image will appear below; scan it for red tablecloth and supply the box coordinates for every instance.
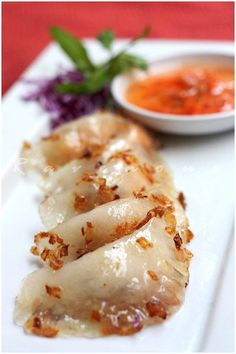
[2,2,234,94]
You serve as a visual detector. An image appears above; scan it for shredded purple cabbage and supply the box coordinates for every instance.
[23,70,111,129]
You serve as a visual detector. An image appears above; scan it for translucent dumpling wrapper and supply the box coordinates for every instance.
[39,148,176,229]
[15,217,192,337]
[21,111,155,190]
[16,111,193,338]
[34,195,190,266]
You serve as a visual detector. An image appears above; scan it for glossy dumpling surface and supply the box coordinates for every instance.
[15,111,193,338]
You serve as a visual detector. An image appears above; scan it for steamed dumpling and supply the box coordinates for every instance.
[21,111,153,189]
[39,146,174,229]
[15,217,192,337]
[33,193,190,267]
[15,111,193,338]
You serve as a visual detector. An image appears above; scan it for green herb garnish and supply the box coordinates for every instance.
[97,30,114,50]
[56,67,108,94]
[50,26,150,95]
[50,27,95,74]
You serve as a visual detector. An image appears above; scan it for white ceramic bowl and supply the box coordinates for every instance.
[111,53,234,135]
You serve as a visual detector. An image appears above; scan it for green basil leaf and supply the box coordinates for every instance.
[132,25,151,42]
[119,53,148,69]
[52,26,149,97]
[50,27,94,73]
[107,25,151,66]
[97,30,114,50]
[107,53,148,79]
[55,68,108,94]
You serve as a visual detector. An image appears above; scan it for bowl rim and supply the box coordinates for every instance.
[111,52,234,122]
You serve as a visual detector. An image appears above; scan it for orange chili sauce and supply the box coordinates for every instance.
[126,66,234,115]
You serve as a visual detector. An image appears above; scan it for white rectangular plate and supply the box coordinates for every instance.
[2,40,234,352]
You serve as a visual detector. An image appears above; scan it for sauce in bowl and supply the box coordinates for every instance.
[126,66,234,115]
